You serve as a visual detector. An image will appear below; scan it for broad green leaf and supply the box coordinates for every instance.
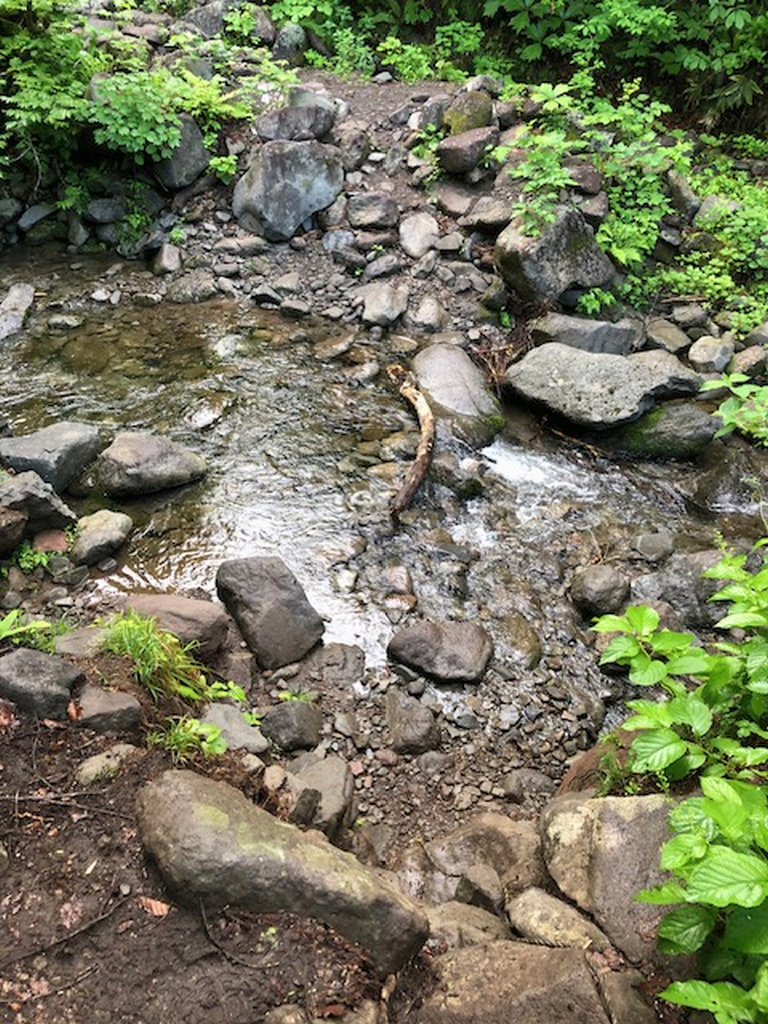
[649,629,697,653]
[660,831,709,872]
[750,962,768,1012]
[677,695,713,736]
[718,611,768,630]
[687,846,768,908]
[665,653,713,676]
[631,728,689,772]
[626,604,660,635]
[723,902,768,955]
[629,658,669,687]
[592,614,631,633]
[661,979,758,1020]
[636,880,687,904]
[599,634,641,664]
[658,904,717,954]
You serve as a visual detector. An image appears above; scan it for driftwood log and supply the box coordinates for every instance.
[387,363,435,517]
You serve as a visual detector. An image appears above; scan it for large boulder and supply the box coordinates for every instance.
[414,941,611,1024]
[97,431,207,496]
[505,343,701,429]
[436,126,499,176]
[0,648,83,719]
[232,140,344,241]
[541,792,682,966]
[153,114,211,191]
[0,421,103,491]
[215,556,324,669]
[136,769,428,975]
[388,620,493,683]
[256,102,335,142]
[412,343,503,446]
[631,549,722,628]
[495,207,615,302]
[0,470,76,534]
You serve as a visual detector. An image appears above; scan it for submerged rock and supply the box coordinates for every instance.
[136,769,429,975]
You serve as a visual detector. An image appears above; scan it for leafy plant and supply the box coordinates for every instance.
[100,609,246,705]
[147,715,228,763]
[510,128,578,237]
[208,153,238,184]
[703,374,768,446]
[12,539,52,573]
[0,608,53,649]
[376,36,433,82]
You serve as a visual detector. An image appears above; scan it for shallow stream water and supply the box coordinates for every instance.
[3,247,763,735]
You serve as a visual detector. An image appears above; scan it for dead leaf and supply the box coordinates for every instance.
[67,701,82,721]
[41,719,67,730]
[0,698,17,730]
[137,895,171,918]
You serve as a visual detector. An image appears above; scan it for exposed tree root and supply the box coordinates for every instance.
[387,364,435,518]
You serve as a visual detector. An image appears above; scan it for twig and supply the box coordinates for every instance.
[32,964,99,999]
[0,897,129,970]
[198,901,278,970]
[0,792,132,820]
[387,364,436,518]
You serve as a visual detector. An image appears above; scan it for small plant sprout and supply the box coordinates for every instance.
[147,716,227,763]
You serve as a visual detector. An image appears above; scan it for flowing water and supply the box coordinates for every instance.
[3,247,763,715]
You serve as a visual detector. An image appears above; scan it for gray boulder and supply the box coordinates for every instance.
[153,114,211,191]
[399,210,439,259]
[261,700,323,751]
[495,207,615,302]
[165,269,218,303]
[529,312,643,355]
[0,421,103,492]
[0,648,83,719]
[386,688,440,754]
[347,193,399,229]
[688,334,735,373]
[0,283,35,341]
[232,140,344,241]
[136,769,428,975]
[256,103,335,142]
[412,343,503,446]
[436,126,499,175]
[97,431,207,496]
[290,752,355,837]
[631,549,722,628]
[360,281,410,327]
[645,318,690,355]
[570,564,629,617]
[125,593,229,661]
[215,556,324,669]
[201,702,269,754]
[388,620,493,683]
[70,509,133,566]
[414,941,611,1024]
[506,343,701,429]
[76,683,141,732]
[427,901,511,949]
[0,470,76,534]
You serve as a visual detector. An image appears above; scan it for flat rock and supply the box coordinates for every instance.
[97,431,207,496]
[201,701,269,754]
[70,509,133,566]
[76,683,141,732]
[388,620,493,683]
[0,282,35,341]
[0,422,103,491]
[529,312,643,355]
[506,343,701,429]
[505,886,610,950]
[216,556,324,670]
[125,593,229,661]
[427,901,511,949]
[136,769,429,975]
[261,700,323,751]
[412,343,503,446]
[414,941,610,1024]
[0,470,76,533]
[0,648,83,719]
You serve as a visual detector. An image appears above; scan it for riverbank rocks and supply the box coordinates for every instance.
[152,113,211,191]
[631,549,722,628]
[125,593,229,661]
[0,422,103,492]
[541,792,678,966]
[0,282,34,341]
[495,207,615,303]
[506,343,701,429]
[0,648,83,718]
[529,312,643,355]
[601,402,719,460]
[96,431,207,496]
[70,509,133,566]
[0,470,76,534]
[215,556,324,670]
[388,620,493,683]
[414,941,612,1024]
[136,769,429,975]
[232,140,344,241]
[412,343,503,446]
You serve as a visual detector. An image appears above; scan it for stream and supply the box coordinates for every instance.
[3,246,764,754]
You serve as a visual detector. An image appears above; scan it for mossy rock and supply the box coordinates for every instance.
[601,401,718,460]
[444,91,493,135]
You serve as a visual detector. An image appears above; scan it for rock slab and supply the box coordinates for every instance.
[136,769,428,975]
[388,620,493,683]
[97,432,207,496]
[0,648,83,719]
[0,422,103,492]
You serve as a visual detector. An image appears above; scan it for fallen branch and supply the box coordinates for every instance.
[0,897,129,970]
[387,364,435,518]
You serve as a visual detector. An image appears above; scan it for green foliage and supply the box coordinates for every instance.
[208,153,238,183]
[100,609,246,705]
[12,539,52,573]
[703,374,768,446]
[147,715,228,763]
[376,36,433,82]
[0,609,53,649]
[510,128,577,237]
